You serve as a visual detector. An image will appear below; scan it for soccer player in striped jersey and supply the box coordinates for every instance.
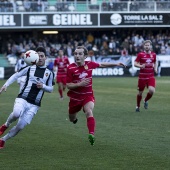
[15,51,27,91]
[134,40,158,112]
[66,46,126,146]
[0,47,54,149]
[54,49,70,100]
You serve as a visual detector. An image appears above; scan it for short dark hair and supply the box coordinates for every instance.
[76,46,88,56]
[36,47,46,56]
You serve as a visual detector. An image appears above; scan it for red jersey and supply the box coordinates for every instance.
[135,51,156,79]
[67,61,100,101]
[54,56,70,77]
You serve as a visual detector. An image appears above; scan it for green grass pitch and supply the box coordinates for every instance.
[0,77,170,170]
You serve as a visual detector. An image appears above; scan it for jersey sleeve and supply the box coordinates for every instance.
[90,62,100,69]
[135,53,141,62]
[4,66,30,87]
[42,71,54,93]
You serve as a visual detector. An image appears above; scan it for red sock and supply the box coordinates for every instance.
[87,117,95,135]
[144,93,152,102]
[137,94,142,107]
[58,89,63,98]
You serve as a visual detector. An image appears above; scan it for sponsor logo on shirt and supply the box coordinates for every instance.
[146,59,152,63]
[59,62,64,67]
[79,71,88,79]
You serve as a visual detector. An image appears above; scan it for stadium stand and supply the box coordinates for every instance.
[1,0,170,12]
[0,28,170,67]
[0,0,170,68]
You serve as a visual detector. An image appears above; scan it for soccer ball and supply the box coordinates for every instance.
[24,50,39,65]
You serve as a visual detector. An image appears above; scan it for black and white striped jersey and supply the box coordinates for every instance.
[4,65,54,106]
[15,58,27,72]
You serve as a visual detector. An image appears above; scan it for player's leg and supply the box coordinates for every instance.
[56,77,63,99]
[136,90,143,112]
[0,98,25,136]
[83,99,95,145]
[83,101,95,133]
[62,77,67,92]
[144,77,156,109]
[69,113,78,124]
[0,118,28,149]
[136,79,145,112]
[58,82,63,99]
[63,85,66,92]
[0,104,38,149]
[68,99,82,124]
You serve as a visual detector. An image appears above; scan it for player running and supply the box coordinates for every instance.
[0,47,54,149]
[54,49,70,100]
[66,46,126,146]
[134,40,158,112]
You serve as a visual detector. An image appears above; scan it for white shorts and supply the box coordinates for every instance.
[13,98,39,124]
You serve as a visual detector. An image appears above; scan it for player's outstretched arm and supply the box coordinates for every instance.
[99,62,126,68]
[0,85,7,94]
[0,67,29,95]
[0,73,18,94]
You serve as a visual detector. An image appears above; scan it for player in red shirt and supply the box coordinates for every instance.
[66,46,126,146]
[134,40,158,112]
[54,49,70,100]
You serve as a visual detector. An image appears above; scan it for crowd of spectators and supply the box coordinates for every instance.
[101,0,170,12]
[0,0,74,12]
[22,0,48,12]
[0,0,170,12]
[0,29,170,65]
[0,0,14,12]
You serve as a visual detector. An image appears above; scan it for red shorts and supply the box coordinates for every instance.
[56,76,66,85]
[138,77,156,91]
[69,96,95,114]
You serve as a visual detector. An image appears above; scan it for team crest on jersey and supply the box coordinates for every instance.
[84,65,88,70]
[45,73,49,77]
[150,54,153,58]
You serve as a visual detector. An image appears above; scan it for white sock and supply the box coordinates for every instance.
[1,133,11,141]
